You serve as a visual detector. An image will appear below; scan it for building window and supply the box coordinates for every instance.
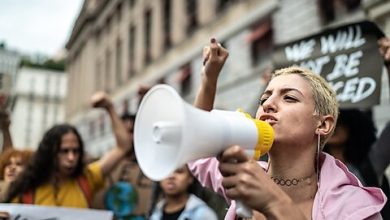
[53,76,60,122]
[116,2,122,22]
[105,49,111,93]
[106,16,112,34]
[0,73,10,107]
[116,39,122,86]
[99,114,105,135]
[317,0,361,24]
[26,78,35,146]
[217,0,237,12]
[95,58,101,90]
[42,76,50,132]
[128,25,136,78]
[122,99,130,115]
[128,0,136,8]
[248,19,274,66]
[89,120,95,138]
[0,73,3,89]
[144,9,152,64]
[95,28,101,43]
[186,0,198,34]
[177,63,192,96]
[163,0,172,50]
[53,103,59,122]
[42,100,48,132]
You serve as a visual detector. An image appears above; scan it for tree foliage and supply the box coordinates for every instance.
[20,57,65,71]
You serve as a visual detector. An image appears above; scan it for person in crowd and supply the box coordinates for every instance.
[149,165,218,220]
[0,148,33,202]
[324,109,390,218]
[322,37,390,218]
[4,91,131,208]
[324,37,390,219]
[0,149,33,183]
[188,38,386,219]
[0,110,13,153]
[371,121,390,189]
[0,211,9,220]
[0,110,33,202]
[375,37,390,177]
[379,36,390,53]
[90,92,153,219]
[324,109,377,184]
[370,120,390,217]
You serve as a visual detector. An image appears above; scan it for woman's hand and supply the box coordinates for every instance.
[201,38,229,84]
[219,146,305,219]
[194,38,228,111]
[0,110,10,129]
[219,146,283,212]
[90,91,114,110]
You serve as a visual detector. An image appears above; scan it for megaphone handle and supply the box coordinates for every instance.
[236,200,253,218]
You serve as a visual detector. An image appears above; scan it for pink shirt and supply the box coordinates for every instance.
[188,152,386,220]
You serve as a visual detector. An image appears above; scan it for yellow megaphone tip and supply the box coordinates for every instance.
[236,108,274,160]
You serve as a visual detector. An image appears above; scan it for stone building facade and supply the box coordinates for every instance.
[10,67,67,149]
[0,48,20,108]
[66,0,390,157]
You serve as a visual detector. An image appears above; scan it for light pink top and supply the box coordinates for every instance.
[188,152,386,220]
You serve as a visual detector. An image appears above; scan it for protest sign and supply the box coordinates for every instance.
[272,20,385,108]
[0,203,113,220]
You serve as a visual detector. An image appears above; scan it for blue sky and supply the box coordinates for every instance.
[0,0,84,56]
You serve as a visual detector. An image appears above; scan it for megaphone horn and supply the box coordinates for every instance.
[134,84,274,218]
[134,84,274,180]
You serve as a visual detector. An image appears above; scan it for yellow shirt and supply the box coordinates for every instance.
[0,181,10,202]
[12,161,104,208]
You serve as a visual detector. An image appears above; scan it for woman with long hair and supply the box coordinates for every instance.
[6,91,132,207]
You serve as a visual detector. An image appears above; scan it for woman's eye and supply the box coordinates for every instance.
[259,98,267,105]
[284,96,297,102]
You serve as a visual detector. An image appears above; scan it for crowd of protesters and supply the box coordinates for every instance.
[0,36,390,220]
[0,90,224,220]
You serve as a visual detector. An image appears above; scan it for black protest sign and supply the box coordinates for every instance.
[272,21,385,108]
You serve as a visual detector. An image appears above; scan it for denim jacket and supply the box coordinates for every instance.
[149,194,218,220]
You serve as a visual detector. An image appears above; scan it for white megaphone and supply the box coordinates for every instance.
[134,84,274,218]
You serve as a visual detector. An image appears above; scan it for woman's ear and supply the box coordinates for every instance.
[188,175,194,186]
[316,115,335,136]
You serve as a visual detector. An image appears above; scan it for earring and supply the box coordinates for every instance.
[316,133,321,183]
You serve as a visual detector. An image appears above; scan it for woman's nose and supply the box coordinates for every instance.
[7,165,15,171]
[67,152,76,160]
[262,98,277,113]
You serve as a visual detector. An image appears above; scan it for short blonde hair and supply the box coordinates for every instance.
[272,66,339,147]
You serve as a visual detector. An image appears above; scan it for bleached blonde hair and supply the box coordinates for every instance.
[272,66,339,147]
